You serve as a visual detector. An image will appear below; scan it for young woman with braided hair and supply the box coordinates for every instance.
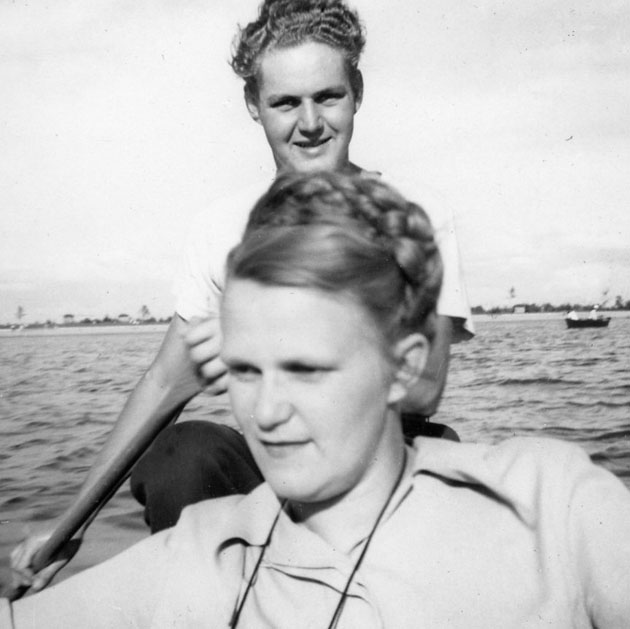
[5,172,629,627]
[10,0,472,592]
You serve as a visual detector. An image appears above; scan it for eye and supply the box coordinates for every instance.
[285,362,331,381]
[270,96,300,111]
[227,363,260,382]
[316,90,344,105]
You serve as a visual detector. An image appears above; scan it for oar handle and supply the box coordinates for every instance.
[2,402,187,600]
[30,465,130,574]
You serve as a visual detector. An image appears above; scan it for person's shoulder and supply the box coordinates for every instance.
[376,169,453,228]
[480,437,617,516]
[483,436,592,478]
[180,175,274,272]
[433,436,593,489]
[170,482,280,551]
[173,493,249,543]
[190,177,273,235]
[412,436,597,523]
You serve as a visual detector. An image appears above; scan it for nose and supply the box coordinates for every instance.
[253,375,292,430]
[297,101,323,135]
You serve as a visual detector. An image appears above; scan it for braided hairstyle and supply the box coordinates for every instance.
[231,0,365,103]
[226,171,443,349]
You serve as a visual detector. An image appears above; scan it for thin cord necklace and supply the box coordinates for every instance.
[229,449,408,629]
[228,501,285,629]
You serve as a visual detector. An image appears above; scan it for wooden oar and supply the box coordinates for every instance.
[1,401,188,601]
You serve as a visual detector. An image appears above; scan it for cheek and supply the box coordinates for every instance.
[313,380,380,439]
[228,382,255,429]
[328,105,355,134]
[342,369,392,425]
[262,113,292,142]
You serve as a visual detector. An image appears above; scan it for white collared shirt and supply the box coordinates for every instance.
[7,436,630,628]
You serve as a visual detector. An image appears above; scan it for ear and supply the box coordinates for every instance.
[244,88,262,124]
[387,333,429,405]
[353,70,364,113]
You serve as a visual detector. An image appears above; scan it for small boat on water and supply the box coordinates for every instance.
[565,317,611,329]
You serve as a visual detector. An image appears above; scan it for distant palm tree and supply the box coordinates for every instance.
[139,304,151,321]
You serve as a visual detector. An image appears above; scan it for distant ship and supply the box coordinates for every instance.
[565,316,611,329]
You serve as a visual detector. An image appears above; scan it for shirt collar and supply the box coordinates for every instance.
[410,437,538,527]
[217,436,537,550]
[219,482,284,547]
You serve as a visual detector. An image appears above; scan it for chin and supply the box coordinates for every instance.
[287,154,345,174]
[267,474,324,503]
[294,160,332,174]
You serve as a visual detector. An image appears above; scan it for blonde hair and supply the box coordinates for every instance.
[231,0,365,102]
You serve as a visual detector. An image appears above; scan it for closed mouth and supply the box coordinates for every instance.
[261,439,311,458]
[293,137,331,149]
[262,439,310,447]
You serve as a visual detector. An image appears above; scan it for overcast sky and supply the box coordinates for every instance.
[2,0,629,322]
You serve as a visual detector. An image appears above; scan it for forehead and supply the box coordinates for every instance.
[221,280,384,359]
[257,41,351,96]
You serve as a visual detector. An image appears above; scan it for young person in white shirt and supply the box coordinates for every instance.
[10,0,473,592]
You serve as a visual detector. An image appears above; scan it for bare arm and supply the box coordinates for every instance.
[78,314,210,494]
[401,314,452,417]
[9,314,226,594]
[80,313,228,503]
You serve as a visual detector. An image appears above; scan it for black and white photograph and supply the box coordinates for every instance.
[1,0,629,626]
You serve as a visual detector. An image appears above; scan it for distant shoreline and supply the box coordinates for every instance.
[0,323,169,337]
[471,310,630,323]
[2,311,629,337]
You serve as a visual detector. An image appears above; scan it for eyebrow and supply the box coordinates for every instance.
[223,355,334,372]
[222,355,253,369]
[281,359,333,371]
[265,85,348,102]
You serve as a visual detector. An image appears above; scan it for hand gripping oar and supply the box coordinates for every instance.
[1,401,188,601]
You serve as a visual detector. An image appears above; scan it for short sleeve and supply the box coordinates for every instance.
[172,180,272,322]
[428,196,474,341]
[380,173,474,341]
[172,211,222,321]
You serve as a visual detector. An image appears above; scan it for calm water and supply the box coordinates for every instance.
[1,316,629,582]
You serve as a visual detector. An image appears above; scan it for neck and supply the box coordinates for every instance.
[288,416,407,553]
[275,160,363,178]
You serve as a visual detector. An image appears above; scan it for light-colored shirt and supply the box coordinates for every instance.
[6,436,630,628]
[173,173,474,339]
